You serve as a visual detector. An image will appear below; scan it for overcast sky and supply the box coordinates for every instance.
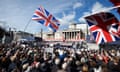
[0,0,114,34]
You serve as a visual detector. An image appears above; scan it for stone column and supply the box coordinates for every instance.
[74,31,76,40]
[70,32,71,40]
[65,32,66,40]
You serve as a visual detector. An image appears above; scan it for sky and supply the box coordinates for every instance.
[0,0,114,34]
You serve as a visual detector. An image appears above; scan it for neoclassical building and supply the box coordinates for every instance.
[35,23,88,42]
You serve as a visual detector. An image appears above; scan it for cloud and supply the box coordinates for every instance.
[73,2,82,9]
[0,0,77,33]
[91,2,109,14]
[78,2,110,23]
[78,12,91,23]
[58,11,76,25]
[48,1,73,14]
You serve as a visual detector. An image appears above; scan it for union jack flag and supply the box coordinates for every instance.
[32,6,60,32]
[85,12,120,44]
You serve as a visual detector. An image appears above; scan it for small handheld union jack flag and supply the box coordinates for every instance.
[32,6,60,32]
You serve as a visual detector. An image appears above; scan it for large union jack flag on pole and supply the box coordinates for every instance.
[85,12,120,44]
[32,6,60,32]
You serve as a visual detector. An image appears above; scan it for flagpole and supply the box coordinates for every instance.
[23,19,32,32]
[21,19,32,39]
[23,5,39,32]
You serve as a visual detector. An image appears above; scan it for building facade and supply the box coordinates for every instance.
[13,31,34,42]
[35,23,88,42]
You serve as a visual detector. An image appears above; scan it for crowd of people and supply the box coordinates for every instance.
[0,42,120,72]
